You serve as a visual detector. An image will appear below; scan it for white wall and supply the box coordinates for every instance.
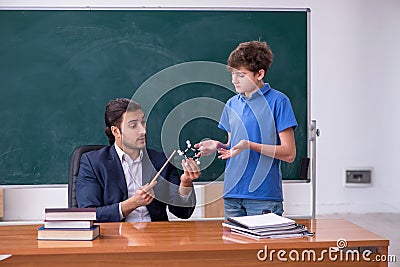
[2,185,68,222]
[309,0,400,213]
[1,0,400,221]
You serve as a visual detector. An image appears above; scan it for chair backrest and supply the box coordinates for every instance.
[68,145,106,208]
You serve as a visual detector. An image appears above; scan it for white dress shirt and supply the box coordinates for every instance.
[114,144,151,222]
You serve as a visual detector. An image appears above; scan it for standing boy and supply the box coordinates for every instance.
[196,41,297,217]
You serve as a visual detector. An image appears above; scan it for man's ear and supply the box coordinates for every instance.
[111,126,121,138]
[257,69,265,81]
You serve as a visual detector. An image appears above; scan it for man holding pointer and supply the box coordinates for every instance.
[76,98,200,222]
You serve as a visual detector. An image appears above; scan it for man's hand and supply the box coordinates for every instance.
[179,158,201,196]
[121,181,157,217]
[134,181,157,206]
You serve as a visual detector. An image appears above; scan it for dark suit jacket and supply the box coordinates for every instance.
[76,145,196,222]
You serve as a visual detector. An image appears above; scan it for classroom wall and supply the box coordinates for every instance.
[1,0,399,221]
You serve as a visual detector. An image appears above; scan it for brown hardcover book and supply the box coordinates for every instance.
[37,225,100,241]
[44,208,96,221]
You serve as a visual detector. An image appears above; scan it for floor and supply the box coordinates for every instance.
[318,213,400,267]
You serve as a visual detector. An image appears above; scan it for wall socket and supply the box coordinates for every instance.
[345,169,372,187]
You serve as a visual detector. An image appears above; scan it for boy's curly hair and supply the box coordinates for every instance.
[227,41,273,74]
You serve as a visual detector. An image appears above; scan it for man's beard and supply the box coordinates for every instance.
[121,137,146,151]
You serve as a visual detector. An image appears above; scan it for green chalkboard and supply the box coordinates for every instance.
[0,9,309,185]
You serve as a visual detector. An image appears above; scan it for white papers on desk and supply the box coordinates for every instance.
[227,213,296,230]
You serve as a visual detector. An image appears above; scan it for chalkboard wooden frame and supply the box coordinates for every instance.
[0,8,311,185]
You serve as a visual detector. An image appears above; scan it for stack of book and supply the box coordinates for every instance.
[37,208,100,241]
[222,213,314,240]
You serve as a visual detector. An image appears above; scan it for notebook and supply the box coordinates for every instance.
[227,213,295,230]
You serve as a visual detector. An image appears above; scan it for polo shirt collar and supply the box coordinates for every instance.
[238,83,271,101]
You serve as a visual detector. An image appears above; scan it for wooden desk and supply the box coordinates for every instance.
[0,219,389,267]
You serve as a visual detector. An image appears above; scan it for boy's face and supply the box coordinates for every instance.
[231,67,264,96]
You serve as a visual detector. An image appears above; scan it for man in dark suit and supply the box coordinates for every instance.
[76,98,200,222]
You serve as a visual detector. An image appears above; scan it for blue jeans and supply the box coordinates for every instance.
[224,198,284,218]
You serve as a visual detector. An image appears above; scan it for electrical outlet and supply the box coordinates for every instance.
[345,169,372,187]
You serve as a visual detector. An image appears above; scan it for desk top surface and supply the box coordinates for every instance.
[0,219,389,256]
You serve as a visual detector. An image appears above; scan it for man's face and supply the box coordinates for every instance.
[120,110,147,151]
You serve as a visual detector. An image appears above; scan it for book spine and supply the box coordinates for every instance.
[45,208,96,213]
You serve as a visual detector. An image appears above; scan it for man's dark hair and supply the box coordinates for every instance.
[104,98,142,145]
[227,41,274,74]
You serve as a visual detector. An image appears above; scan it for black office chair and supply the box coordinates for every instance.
[68,145,106,208]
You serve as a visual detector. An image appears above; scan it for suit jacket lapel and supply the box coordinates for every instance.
[142,149,157,185]
[108,145,128,198]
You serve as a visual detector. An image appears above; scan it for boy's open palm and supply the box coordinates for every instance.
[218,139,249,159]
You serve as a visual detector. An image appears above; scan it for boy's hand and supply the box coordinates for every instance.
[194,140,219,157]
[218,139,249,159]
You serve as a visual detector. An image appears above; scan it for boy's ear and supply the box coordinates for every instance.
[257,69,265,80]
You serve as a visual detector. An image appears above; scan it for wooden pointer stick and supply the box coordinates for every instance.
[151,150,176,184]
